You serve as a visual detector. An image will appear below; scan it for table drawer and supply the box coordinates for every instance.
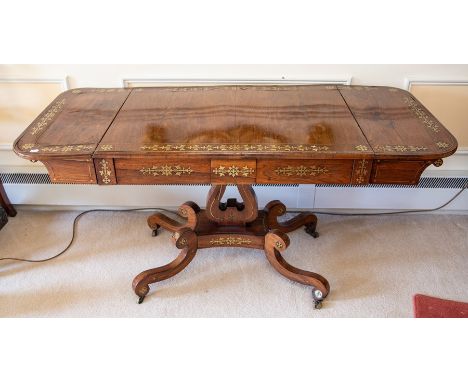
[113,158,211,184]
[257,159,354,184]
[370,160,431,184]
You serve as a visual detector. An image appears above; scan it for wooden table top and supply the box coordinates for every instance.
[14,85,457,186]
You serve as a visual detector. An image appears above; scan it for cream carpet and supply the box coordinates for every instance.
[1,209,467,317]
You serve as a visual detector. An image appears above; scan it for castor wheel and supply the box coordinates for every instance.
[152,229,158,237]
[138,296,146,304]
[312,288,324,309]
[305,225,319,238]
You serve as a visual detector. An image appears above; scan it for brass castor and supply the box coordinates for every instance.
[150,223,161,237]
[138,296,145,304]
[312,288,324,309]
[305,224,319,238]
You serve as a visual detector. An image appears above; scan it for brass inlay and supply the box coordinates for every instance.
[71,89,125,94]
[140,144,330,153]
[355,145,370,151]
[355,159,368,184]
[21,144,35,150]
[275,241,284,249]
[209,237,252,246]
[250,85,294,91]
[99,159,112,184]
[433,159,443,167]
[274,165,328,177]
[140,165,193,176]
[40,144,94,153]
[436,141,449,149]
[179,238,188,246]
[99,144,113,151]
[170,86,225,92]
[31,99,66,135]
[374,145,427,152]
[213,165,255,178]
[341,86,373,91]
[403,96,440,133]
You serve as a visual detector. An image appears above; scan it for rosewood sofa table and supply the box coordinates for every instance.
[14,85,457,308]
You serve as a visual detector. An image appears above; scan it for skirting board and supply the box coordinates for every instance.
[3,183,467,212]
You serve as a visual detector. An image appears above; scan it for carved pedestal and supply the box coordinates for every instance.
[132,185,330,308]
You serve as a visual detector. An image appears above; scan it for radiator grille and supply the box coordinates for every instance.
[1,173,51,184]
[317,177,468,189]
[1,173,466,189]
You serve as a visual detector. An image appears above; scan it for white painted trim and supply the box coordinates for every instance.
[0,143,13,151]
[404,77,468,91]
[122,77,352,88]
[0,77,69,91]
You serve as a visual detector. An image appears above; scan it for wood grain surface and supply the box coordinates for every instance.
[13,85,458,185]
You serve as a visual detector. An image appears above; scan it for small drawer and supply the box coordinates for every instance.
[370,160,430,184]
[114,158,211,184]
[210,159,257,184]
[257,159,353,184]
[45,159,97,184]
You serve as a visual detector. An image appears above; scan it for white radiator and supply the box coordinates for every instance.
[2,173,467,212]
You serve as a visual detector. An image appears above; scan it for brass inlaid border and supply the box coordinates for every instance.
[21,144,94,153]
[209,237,252,246]
[274,165,328,177]
[41,144,94,153]
[71,89,126,94]
[403,96,440,133]
[140,165,193,176]
[31,99,66,135]
[140,143,330,153]
[355,159,368,184]
[355,145,370,151]
[436,141,449,149]
[20,143,35,150]
[213,165,255,178]
[373,145,428,153]
[99,144,113,151]
[98,159,112,184]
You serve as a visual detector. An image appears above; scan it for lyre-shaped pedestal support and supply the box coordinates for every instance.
[132,185,330,308]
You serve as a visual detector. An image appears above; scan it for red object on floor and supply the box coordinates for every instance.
[413,294,468,318]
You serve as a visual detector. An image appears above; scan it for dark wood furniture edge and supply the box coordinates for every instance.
[0,177,16,217]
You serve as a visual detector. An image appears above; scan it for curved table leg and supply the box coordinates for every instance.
[264,200,318,238]
[148,201,200,236]
[264,229,330,308]
[132,229,198,303]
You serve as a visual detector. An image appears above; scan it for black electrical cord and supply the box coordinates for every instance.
[313,182,468,216]
[0,208,180,263]
[0,183,466,263]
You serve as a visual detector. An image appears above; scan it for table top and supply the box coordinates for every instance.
[13,85,458,186]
